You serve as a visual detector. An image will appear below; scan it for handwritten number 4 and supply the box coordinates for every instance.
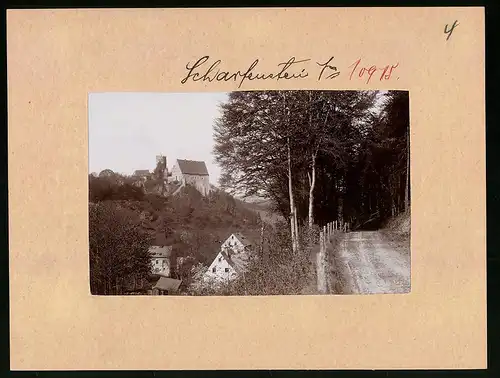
[445,20,459,41]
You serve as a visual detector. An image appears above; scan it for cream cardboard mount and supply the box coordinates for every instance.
[7,8,485,370]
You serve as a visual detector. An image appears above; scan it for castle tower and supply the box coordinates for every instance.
[155,155,167,180]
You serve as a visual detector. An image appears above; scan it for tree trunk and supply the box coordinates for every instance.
[287,137,298,254]
[281,91,300,254]
[338,197,343,225]
[308,149,318,229]
[294,206,300,251]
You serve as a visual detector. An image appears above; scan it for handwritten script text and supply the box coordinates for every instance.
[180,56,399,88]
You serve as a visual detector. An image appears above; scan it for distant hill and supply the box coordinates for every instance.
[238,198,284,225]
[208,186,283,225]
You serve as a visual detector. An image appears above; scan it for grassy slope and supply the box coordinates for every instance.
[380,211,411,252]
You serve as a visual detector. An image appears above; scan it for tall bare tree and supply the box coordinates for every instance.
[213,90,406,235]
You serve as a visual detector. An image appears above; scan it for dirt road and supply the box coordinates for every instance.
[333,231,410,294]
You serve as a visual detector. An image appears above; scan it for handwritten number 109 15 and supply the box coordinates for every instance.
[348,58,399,84]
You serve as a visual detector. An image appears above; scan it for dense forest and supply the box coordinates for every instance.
[213,90,410,238]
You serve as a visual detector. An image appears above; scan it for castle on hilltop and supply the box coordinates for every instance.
[169,159,211,197]
[133,155,211,197]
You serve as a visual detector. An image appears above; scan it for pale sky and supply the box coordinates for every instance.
[89,91,387,187]
[89,92,229,185]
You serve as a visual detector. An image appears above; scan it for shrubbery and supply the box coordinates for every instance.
[187,220,318,296]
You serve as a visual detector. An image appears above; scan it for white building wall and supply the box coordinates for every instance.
[169,164,210,196]
[170,164,184,184]
[184,174,210,196]
[205,251,238,282]
[151,257,170,276]
[221,234,246,254]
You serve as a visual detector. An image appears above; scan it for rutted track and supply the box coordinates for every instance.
[334,231,410,294]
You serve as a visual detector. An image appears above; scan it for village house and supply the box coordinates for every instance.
[170,159,211,196]
[205,233,255,282]
[149,245,172,276]
[205,250,242,282]
[133,169,152,181]
[151,276,182,295]
[220,232,254,254]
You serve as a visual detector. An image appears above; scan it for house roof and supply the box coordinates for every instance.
[153,233,169,246]
[153,277,182,291]
[176,159,209,176]
[233,232,254,247]
[149,245,173,258]
[220,250,248,273]
[133,169,151,176]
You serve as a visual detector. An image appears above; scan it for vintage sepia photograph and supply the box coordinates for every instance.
[88,90,410,296]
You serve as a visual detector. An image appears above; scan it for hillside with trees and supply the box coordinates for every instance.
[89,174,263,294]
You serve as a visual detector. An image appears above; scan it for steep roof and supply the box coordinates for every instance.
[149,246,172,258]
[220,250,249,273]
[176,159,209,176]
[233,232,254,247]
[153,277,182,292]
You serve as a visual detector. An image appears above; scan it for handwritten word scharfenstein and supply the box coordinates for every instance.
[181,56,330,88]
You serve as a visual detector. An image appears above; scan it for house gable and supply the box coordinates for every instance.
[233,232,253,247]
[221,234,243,251]
[205,251,238,281]
[221,233,255,254]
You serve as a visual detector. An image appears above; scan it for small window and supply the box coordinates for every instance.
[156,259,159,264]
[232,235,234,239]
[218,256,222,262]
[212,267,216,273]
[225,268,229,273]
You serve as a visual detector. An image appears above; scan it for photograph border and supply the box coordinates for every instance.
[5,2,492,373]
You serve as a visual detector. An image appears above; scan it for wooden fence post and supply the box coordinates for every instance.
[317,228,327,294]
